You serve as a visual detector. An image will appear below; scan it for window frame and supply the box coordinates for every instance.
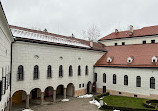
[17,65,24,81]
[136,76,141,87]
[47,65,52,78]
[59,65,63,77]
[33,65,39,80]
[78,65,81,76]
[103,73,106,83]
[124,75,128,86]
[150,77,155,89]
[113,74,116,84]
[69,65,73,77]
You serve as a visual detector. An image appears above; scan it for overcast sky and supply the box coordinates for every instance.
[1,0,158,39]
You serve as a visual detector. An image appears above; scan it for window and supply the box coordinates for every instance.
[122,42,125,45]
[115,43,117,46]
[17,65,24,81]
[94,73,97,81]
[103,73,106,83]
[142,40,146,44]
[79,84,81,88]
[78,65,81,76]
[127,57,133,63]
[2,77,6,95]
[124,75,128,85]
[69,65,73,77]
[33,65,39,79]
[47,65,52,78]
[150,77,155,89]
[59,65,63,77]
[151,40,155,43]
[113,74,116,84]
[136,76,141,87]
[82,84,84,87]
[152,56,157,63]
[107,57,113,63]
[85,65,88,75]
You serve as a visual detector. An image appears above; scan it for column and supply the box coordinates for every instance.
[64,88,66,99]
[53,90,56,102]
[40,92,44,105]
[26,94,30,109]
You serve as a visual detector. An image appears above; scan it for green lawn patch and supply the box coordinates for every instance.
[103,95,152,110]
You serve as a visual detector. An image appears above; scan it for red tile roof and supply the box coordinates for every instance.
[99,25,158,40]
[95,43,158,67]
[10,25,106,52]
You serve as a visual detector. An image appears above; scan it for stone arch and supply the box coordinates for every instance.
[56,84,64,99]
[30,88,41,99]
[12,90,27,110]
[87,81,92,94]
[66,83,75,97]
[44,86,54,102]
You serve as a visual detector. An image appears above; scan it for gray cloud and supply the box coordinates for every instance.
[1,0,158,39]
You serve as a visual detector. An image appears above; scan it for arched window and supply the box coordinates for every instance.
[150,77,155,89]
[103,73,106,83]
[85,65,88,75]
[34,65,39,79]
[59,65,63,77]
[69,65,73,77]
[136,76,141,87]
[124,75,128,85]
[78,65,81,76]
[113,74,116,84]
[47,65,52,78]
[18,65,24,81]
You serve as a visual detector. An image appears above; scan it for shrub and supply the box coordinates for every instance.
[143,100,158,109]
[94,92,109,102]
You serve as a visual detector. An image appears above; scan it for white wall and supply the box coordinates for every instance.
[95,67,158,96]
[100,35,158,46]
[11,41,105,96]
[0,3,13,110]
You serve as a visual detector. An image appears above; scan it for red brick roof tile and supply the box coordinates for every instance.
[99,25,158,40]
[95,44,158,67]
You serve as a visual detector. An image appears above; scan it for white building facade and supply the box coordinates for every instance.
[0,2,13,111]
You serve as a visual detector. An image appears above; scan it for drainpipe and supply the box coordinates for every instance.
[9,41,15,111]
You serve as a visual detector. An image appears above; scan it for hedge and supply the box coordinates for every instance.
[143,100,158,109]
[94,92,109,102]
[101,105,157,111]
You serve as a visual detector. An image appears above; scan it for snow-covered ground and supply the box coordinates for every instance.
[22,109,33,111]
[78,94,93,98]
[61,99,69,102]
[89,99,101,108]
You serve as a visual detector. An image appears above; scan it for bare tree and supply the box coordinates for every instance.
[81,24,101,41]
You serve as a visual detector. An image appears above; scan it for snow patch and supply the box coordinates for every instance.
[78,94,93,98]
[61,99,69,102]
[89,99,101,108]
[22,109,34,111]
[113,110,120,111]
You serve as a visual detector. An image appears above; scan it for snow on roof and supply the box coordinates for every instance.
[10,28,90,48]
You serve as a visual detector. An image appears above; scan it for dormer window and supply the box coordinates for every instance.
[152,56,157,63]
[127,57,133,63]
[107,57,113,63]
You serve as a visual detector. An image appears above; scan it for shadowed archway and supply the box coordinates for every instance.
[66,83,75,97]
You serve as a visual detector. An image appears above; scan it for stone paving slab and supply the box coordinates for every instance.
[32,97,99,111]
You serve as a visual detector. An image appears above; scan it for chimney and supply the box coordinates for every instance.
[129,25,133,36]
[90,41,93,47]
[72,33,74,38]
[115,29,118,34]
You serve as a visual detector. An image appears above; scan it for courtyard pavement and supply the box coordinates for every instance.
[31,97,100,111]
